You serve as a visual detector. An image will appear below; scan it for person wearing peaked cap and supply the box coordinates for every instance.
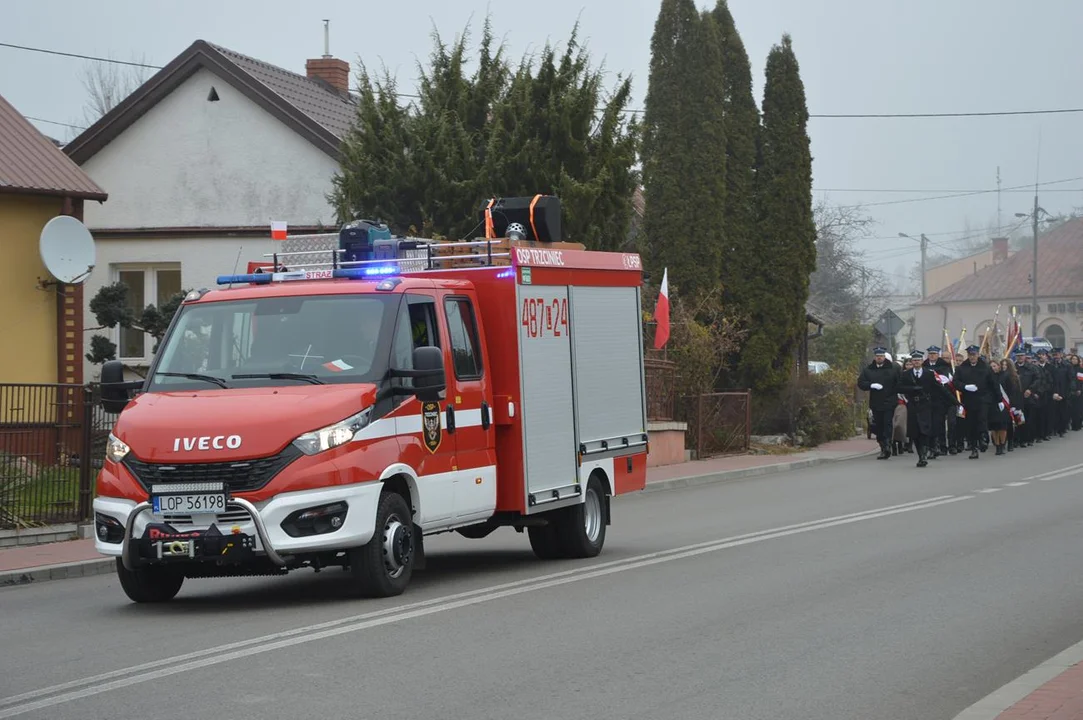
[952,344,998,459]
[923,345,955,456]
[1049,346,1072,436]
[857,347,900,460]
[1017,351,1041,447]
[899,349,957,467]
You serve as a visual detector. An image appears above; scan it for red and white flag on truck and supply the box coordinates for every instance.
[653,267,670,350]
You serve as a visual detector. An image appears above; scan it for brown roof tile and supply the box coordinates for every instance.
[921,217,1083,304]
[209,43,356,139]
[0,93,107,200]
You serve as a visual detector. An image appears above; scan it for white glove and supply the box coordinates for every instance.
[870,383,883,390]
[998,402,1005,411]
[938,375,949,385]
[964,384,977,392]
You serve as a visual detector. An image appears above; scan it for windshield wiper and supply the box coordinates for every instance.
[231,372,326,385]
[155,372,230,389]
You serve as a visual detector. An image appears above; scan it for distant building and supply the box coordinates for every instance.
[914,219,1083,353]
[925,237,1013,297]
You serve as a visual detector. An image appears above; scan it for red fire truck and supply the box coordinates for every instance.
[93,201,649,602]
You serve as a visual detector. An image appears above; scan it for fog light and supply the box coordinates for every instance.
[281,502,348,538]
[94,512,125,544]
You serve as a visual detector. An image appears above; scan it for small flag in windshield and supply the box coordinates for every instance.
[323,359,354,372]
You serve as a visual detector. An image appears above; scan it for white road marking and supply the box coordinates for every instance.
[1005,482,1030,487]
[977,488,1001,493]
[1024,461,1083,482]
[0,494,970,718]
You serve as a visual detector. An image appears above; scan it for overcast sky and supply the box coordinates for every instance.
[4,0,1083,292]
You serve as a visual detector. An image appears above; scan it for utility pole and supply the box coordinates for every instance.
[1031,192,1039,336]
[920,233,928,300]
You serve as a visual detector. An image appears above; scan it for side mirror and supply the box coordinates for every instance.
[412,346,447,402]
[100,360,138,414]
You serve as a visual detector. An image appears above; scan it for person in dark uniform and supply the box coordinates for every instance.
[952,344,998,459]
[1018,351,1041,446]
[1050,348,1071,437]
[1069,353,1083,431]
[922,345,953,457]
[1033,349,1054,441]
[898,350,957,467]
[858,347,900,460]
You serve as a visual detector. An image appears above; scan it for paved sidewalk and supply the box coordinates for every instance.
[993,662,1083,719]
[0,436,877,587]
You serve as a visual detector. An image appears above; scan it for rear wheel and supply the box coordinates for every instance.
[556,476,607,559]
[348,491,415,598]
[115,559,185,603]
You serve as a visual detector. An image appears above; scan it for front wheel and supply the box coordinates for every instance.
[348,491,415,598]
[115,559,185,603]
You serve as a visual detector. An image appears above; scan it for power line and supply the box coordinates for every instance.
[4,40,1083,120]
[836,176,1083,209]
[0,42,161,69]
[817,187,1083,194]
[24,116,86,130]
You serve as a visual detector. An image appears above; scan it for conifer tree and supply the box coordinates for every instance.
[710,1,759,308]
[741,34,816,393]
[641,0,726,301]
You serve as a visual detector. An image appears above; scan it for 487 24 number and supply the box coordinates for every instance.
[521,296,569,339]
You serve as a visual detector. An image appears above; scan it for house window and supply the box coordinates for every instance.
[114,265,182,362]
[1044,324,1066,349]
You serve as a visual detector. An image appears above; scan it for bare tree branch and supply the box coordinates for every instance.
[80,55,151,126]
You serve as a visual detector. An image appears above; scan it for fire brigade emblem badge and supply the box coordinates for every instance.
[421,401,442,453]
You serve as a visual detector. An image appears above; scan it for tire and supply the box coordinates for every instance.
[348,491,415,598]
[555,476,607,559]
[528,523,563,559]
[115,558,185,603]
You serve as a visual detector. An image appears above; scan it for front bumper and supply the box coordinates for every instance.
[93,482,385,569]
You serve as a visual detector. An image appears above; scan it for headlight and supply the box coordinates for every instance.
[106,433,130,463]
[292,408,372,455]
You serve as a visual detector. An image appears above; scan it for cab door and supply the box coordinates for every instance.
[391,293,456,526]
[438,292,497,524]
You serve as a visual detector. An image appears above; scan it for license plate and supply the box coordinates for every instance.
[150,481,229,516]
[153,493,227,515]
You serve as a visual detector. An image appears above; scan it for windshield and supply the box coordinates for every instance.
[148,293,399,391]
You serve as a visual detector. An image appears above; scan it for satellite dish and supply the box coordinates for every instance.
[40,215,95,284]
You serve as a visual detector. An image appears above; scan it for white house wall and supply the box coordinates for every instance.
[914,300,1082,353]
[81,67,340,228]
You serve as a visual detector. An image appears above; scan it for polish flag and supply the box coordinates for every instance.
[270,221,288,240]
[653,268,670,350]
[323,359,354,373]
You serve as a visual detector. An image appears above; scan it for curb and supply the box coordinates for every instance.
[642,449,878,493]
[0,557,115,589]
[1,446,877,589]
[951,638,1083,719]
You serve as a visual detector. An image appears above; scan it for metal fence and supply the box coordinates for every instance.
[644,358,678,421]
[0,384,118,529]
[681,390,752,459]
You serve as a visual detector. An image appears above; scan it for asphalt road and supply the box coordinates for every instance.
[4,439,1083,720]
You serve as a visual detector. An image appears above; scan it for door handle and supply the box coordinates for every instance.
[481,401,490,430]
[446,405,456,433]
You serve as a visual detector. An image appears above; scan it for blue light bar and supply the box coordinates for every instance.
[495,269,515,279]
[216,273,272,285]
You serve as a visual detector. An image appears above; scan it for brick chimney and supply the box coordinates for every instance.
[306,56,350,94]
[991,236,1009,263]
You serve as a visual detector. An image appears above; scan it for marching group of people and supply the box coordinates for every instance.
[857,344,1083,465]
